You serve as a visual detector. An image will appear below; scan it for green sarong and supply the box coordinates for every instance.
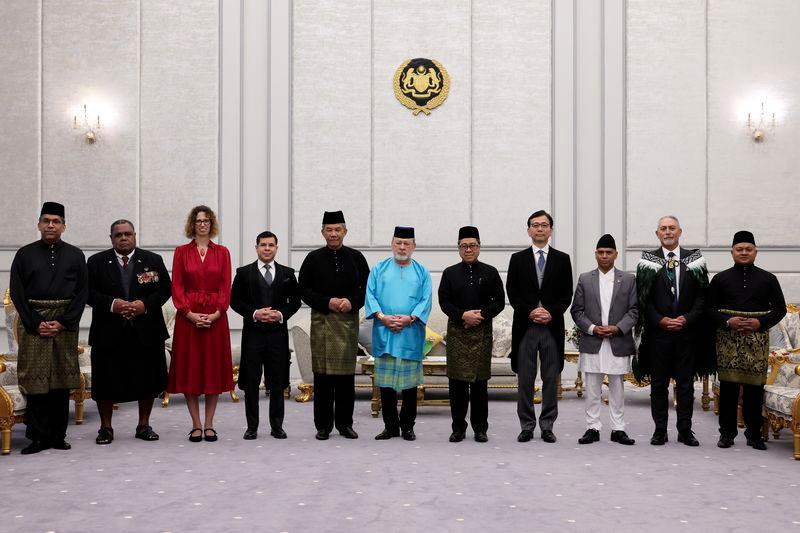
[446,320,492,382]
[310,310,359,375]
[715,309,770,386]
[374,355,423,391]
[16,299,80,395]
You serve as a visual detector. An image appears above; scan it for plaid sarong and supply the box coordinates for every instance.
[310,310,359,375]
[16,299,81,395]
[373,354,423,391]
[715,309,771,386]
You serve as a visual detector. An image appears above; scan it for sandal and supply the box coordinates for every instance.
[203,428,218,442]
[188,428,203,442]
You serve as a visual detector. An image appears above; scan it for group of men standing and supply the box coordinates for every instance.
[9,202,786,454]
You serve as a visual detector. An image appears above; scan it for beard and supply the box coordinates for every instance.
[393,253,410,262]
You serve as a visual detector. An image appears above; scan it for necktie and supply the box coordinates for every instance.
[122,256,129,270]
[667,252,678,315]
[537,250,546,271]
[263,264,272,286]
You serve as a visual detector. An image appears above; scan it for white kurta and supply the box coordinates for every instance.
[577,268,632,375]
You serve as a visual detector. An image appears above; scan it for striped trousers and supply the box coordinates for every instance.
[517,324,560,431]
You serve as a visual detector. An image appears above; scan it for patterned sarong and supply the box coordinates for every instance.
[715,309,771,386]
[446,320,492,382]
[16,299,80,395]
[310,310,359,375]
[373,354,423,391]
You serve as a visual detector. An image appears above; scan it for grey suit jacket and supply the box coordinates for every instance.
[570,268,638,357]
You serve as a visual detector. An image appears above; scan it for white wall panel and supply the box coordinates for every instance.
[626,0,707,248]
[472,0,550,247]
[140,0,219,246]
[0,0,40,247]
[41,0,140,247]
[372,0,471,246]
[707,0,800,247]
[292,0,372,248]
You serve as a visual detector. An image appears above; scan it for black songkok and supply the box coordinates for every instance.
[394,226,415,239]
[596,234,616,250]
[40,201,65,220]
[322,210,345,225]
[458,226,480,241]
[732,230,756,247]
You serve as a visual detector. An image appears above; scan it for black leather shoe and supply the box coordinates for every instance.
[717,436,734,448]
[578,429,600,444]
[135,425,159,441]
[96,427,114,445]
[677,430,699,447]
[610,430,635,445]
[338,427,359,439]
[20,441,50,455]
[374,428,400,440]
[188,428,203,442]
[243,428,258,440]
[517,430,534,442]
[474,432,489,443]
[650,431,668,445]
[541,429,557,443]
[449,431,465,443]
[747,437,767,450]
[203,428,218,442]
[50,440,71,450]
[401,428,416,441]
[315,430,330,441]
[270,428,288,439]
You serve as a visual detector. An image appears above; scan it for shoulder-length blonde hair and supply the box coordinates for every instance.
[184,205,219,239]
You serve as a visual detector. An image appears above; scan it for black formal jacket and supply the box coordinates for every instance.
[87,248,171,348]
[506,246,574,372]
[643,247,706,338]
[230,260,301,347]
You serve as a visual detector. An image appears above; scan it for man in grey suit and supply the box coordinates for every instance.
[570,234,638,445]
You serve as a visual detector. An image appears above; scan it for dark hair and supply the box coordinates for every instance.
[527,210,553,228]
[256,231,278,245]
[110,219,135,235]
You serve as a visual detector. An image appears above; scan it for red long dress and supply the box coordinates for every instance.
[167,240,234,395]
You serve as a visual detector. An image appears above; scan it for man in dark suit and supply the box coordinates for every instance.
[87,219,172,445]
[231,231,301,440]
[636,215,708,446]
[506,210,573,443]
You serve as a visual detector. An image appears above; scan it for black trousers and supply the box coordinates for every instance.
[243,385,284,431]
[380,387,417,432]
[719,380,763,440]
[313,372,355,432]
[240,331,289,432]
[650,333,695,433]
[517,325,560,431]
[449,378,488,433]
[25,388,70,443]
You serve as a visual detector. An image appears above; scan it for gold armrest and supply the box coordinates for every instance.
[0,362,5,373]
[794,365,800,377]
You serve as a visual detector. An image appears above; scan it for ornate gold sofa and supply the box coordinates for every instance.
[762,350,800,459]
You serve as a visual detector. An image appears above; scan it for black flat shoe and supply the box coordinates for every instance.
[188,428,203,442]
[96,427,114,445]
[747,438,767,450]
[401,428,416,441]
[20,441,50,455]
[374,428,400,440]
[578,429,600,444]
[717,436,734,448]
[541,429,557,443]
[677,430,699,447]
[338,427,359,439]
[270,428,288,439]
[243,428,258,440]
[650,431,668,446]
[474,432,489,443]
[610,430,635,445]
[315,430,330,441]
[517,430,534,442]
[449,431,465,443]
[135,425,159,441]
[203,428,218,442]
[50,440,71,450]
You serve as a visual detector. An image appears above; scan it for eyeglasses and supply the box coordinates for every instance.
[529,223,551,229]
[195,219,211,226]
[458,243,480,250]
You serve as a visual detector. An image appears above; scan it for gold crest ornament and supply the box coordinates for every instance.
[394,58,450,115]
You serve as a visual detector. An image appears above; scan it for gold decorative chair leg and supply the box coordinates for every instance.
[230,389,240,403]
[713,391,720,415]
[294,383,314,402]
[794,429,800,460]
[74,399,84,425]
[575,371,583,398]
[701,376,710,411]
[161,391,170,408]
[556,376,562,401]
[533,384,541,405]
[1,428,10,455]
[283,385,291,399]
[763,417,769,441]
[370,376,380,417]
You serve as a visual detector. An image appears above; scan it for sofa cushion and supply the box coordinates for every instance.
[0,360,18,387]
[4,384,26,413]
[492,315,513,358]
[764,385,799,416]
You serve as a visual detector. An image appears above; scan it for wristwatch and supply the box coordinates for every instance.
[376,312,385,320]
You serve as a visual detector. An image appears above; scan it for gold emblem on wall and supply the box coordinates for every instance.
[394,58,450,115]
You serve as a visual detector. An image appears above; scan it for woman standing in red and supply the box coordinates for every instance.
[168,205,234,442]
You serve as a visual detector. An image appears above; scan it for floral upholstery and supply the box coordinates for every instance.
[492,315,513,358]
[4,384,26,413]
[764,386,797,417]
[0,360,18,387]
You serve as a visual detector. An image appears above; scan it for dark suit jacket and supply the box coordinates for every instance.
[230,261,301,380]
[506,246,573,372]
[87,248,171,348]
[570,268,638,356]
[643,247,705,338]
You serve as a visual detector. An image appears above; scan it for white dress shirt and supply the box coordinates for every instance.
[578,268,631,375]
[110,250,135,311]
[254,260,283,323]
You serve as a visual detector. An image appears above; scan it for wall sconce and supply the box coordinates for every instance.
[73,104,101,144]
[746,102,776,143]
